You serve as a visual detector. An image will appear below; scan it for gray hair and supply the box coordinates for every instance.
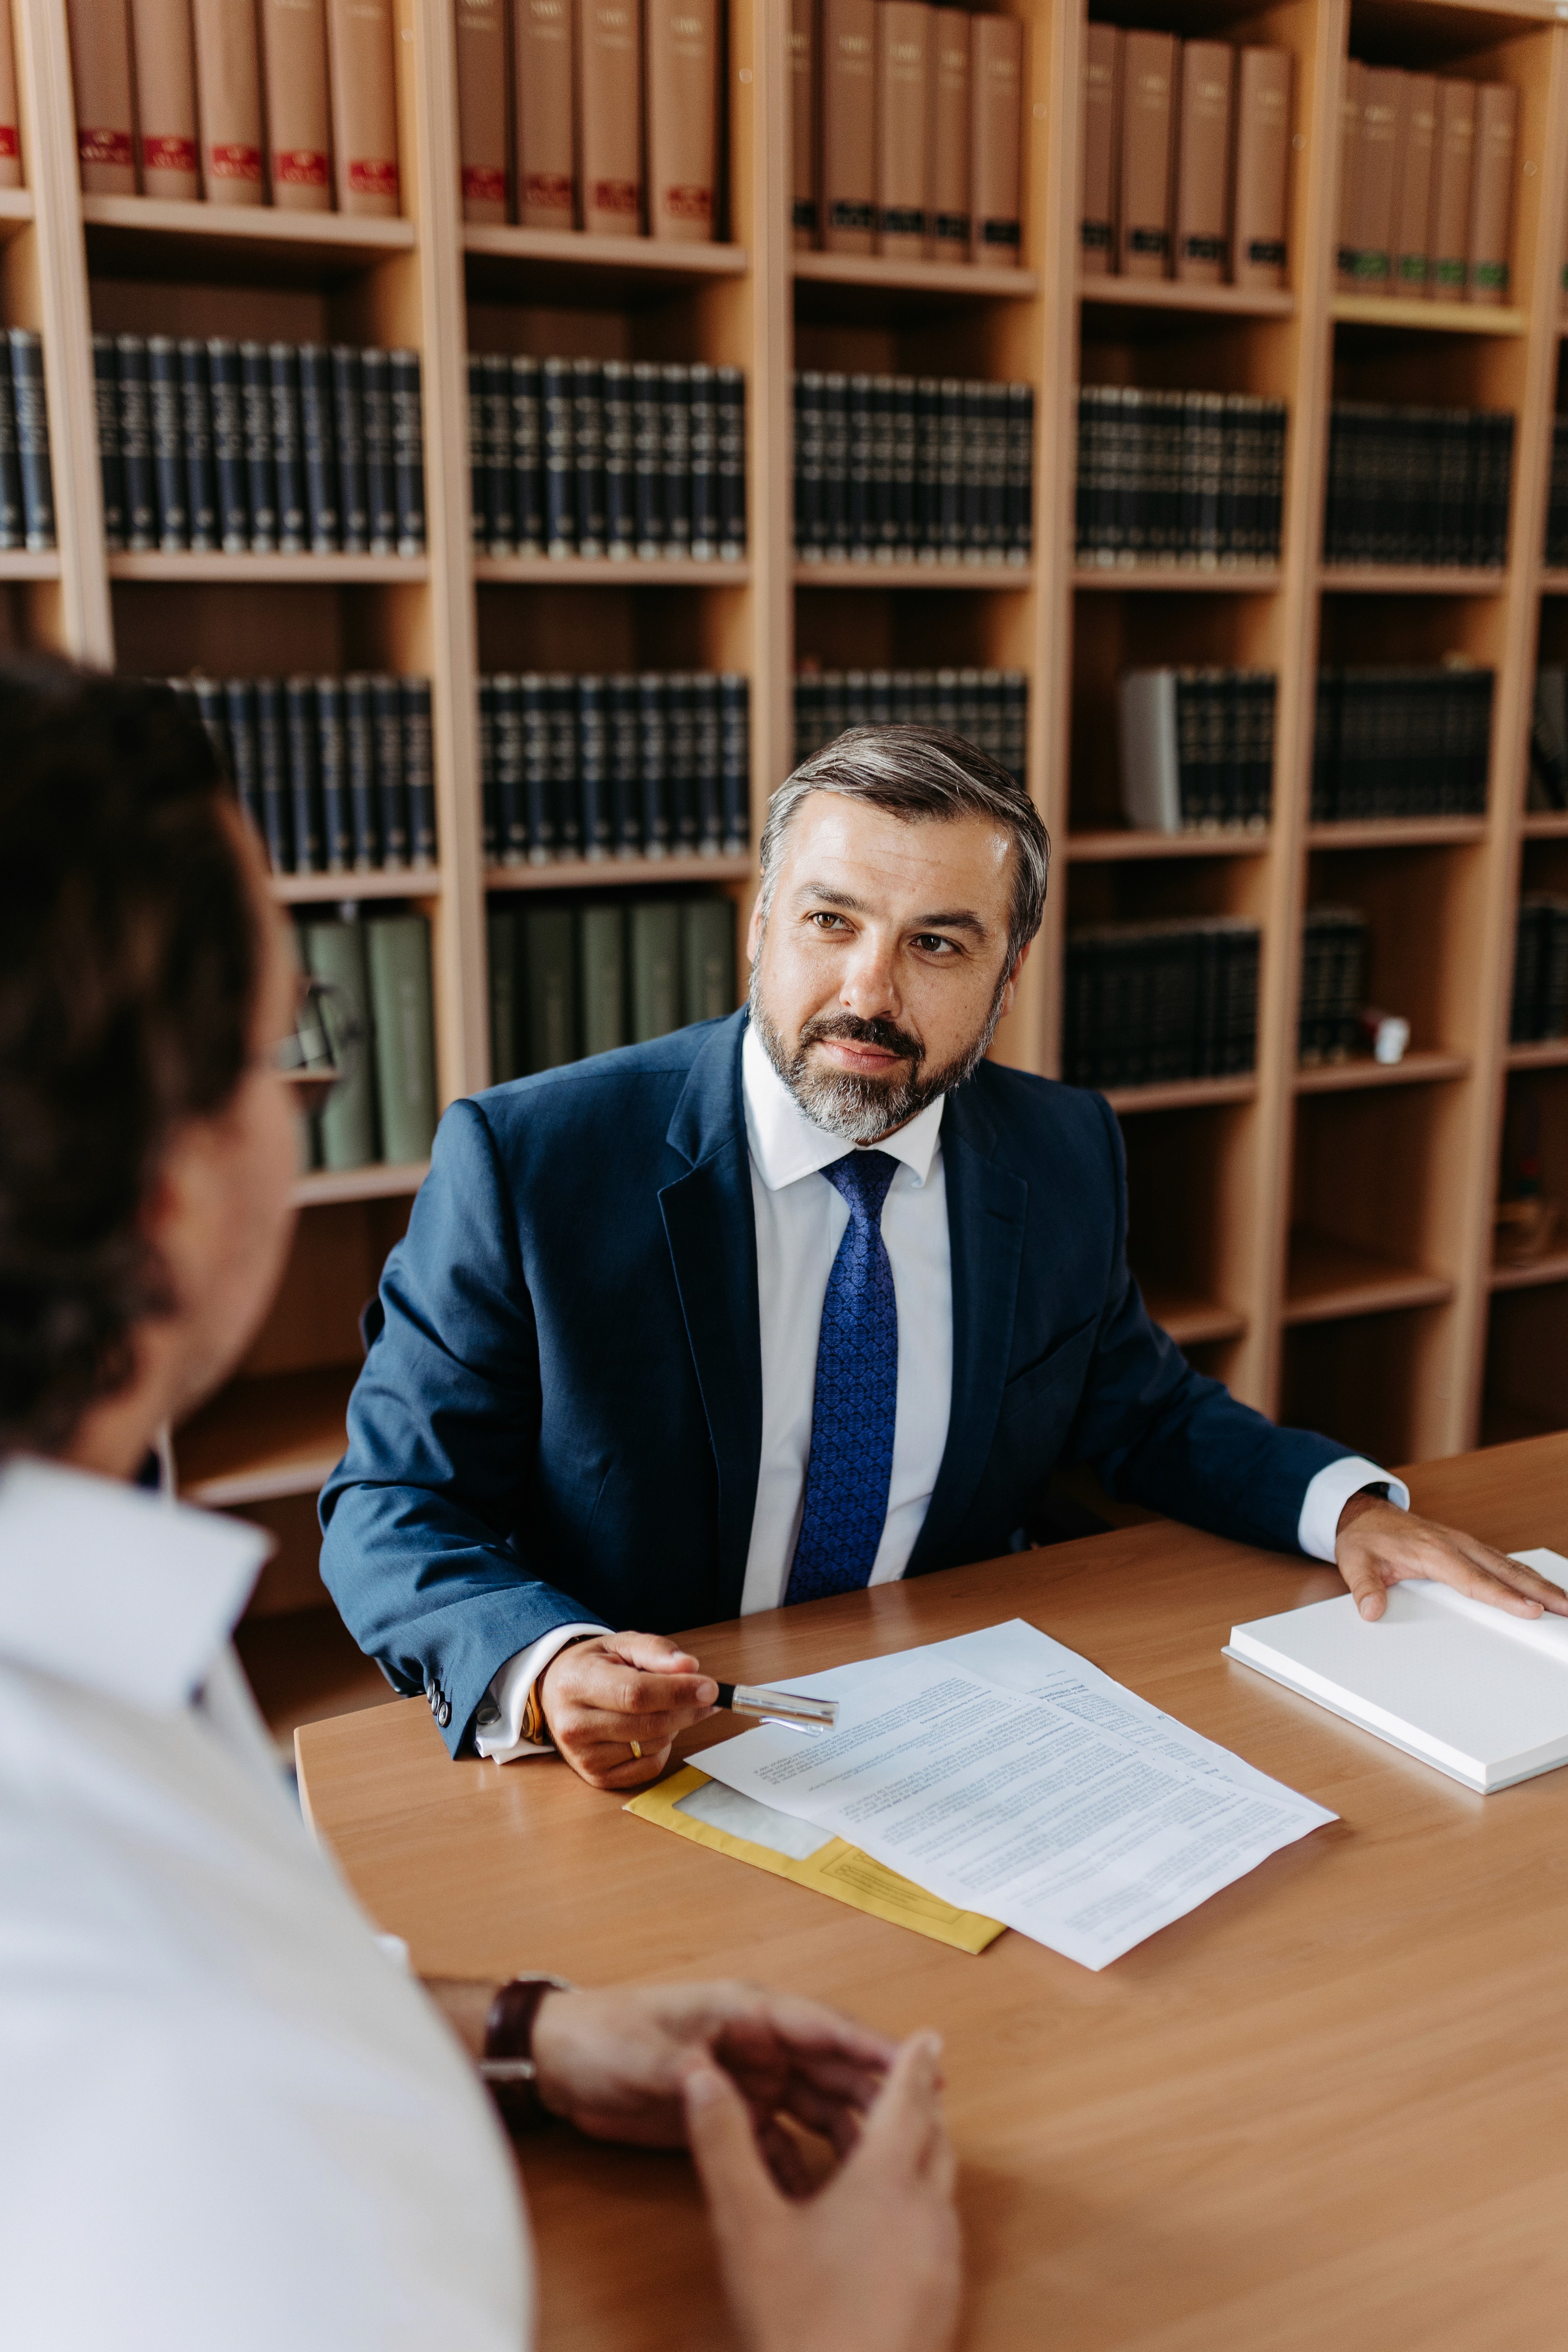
[757,725,1050,966]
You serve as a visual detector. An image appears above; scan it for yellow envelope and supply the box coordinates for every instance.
[625,1764,1006,1955]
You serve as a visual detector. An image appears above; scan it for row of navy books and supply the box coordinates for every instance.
[0,329,55,551]
[793,667,1027,781]
[467,354,745,563]
[1075,387,1286,569]
[1545,420,1568,568]
[793,372,1033,564]
[168,673,436,877]
[1531,665,1568,811]
[294,908,438,1173]
[95,336,425,556]
[1116,668,1274,833]
[1510,895,1568,1045]
[1298,906,1370,1064]
[1313,666,1493,821]
[488,893,736,1081]
[479,671,749,867]
[1063,918,1261,1090]
[1323,403,1512,570]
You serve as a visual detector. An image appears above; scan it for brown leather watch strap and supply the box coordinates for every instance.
[479,1973,572,2130]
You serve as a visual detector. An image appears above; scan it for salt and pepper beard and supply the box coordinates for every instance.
[748,949,1013,1146]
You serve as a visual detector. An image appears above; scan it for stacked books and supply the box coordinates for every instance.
[1312,667,1493,820]
[1075,388,1286,570]
[791,2,1023,266]
[1337,67,1516,304]
[295,907,438,1172]
[67,0,398,215]
[488,893,736,1079]
[467,354,745,563]
[1063,919,1261,1090]
[168,672,436,878]
[1544,420,1568,567]
[1323,404,1511,570]
[793,373,1033,564]
[95,336,425,557]
[1298,907,1370,1063]
[1510,896,1568,1045]
[456,0,721,243]
[479,671,749,867]
[0,331,55,551]
[793,667,1027,781]
[1116,669,1275,833]
[1081,30,1291,291]
[1531,666,1568,810]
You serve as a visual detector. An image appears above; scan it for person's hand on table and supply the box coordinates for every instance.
[1335,1490,1568,1623]
[686,2027,961,2352]
[537,1629,718,1788]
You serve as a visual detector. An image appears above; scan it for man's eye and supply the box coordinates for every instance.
[913,934,959,956]
[809,910,849,931]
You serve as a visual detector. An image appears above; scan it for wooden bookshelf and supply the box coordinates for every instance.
[1331,292,1529,337]
[1065,829,1270,862]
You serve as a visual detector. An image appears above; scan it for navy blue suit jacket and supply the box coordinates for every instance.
[320,1012,1344,1754]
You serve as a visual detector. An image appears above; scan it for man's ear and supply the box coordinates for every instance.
[999,937,1032,1015]
[745,893,764,965]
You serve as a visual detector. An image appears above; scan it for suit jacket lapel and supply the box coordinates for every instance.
[658,1015,761,1618]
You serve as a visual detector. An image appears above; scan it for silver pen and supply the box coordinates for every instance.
[715,1680,839,1728]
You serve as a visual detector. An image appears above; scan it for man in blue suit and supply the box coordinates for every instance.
[322,727,1565,1786]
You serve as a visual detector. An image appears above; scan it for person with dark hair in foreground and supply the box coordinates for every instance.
[322,723,1568,1790]
[0,662,960,2352]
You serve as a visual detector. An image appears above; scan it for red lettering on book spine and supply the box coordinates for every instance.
[524,172,573,210]
[274,148,330,187]
[209,143,263,180]
[79,129,135,168]
[592,178,639,213]
[663,183,712,221]
[0,129,20,160]
[142,135,199,172]
[463,164,507,203]
[348,156,399,197]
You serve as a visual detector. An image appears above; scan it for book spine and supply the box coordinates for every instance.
[268,342,306,552]
[178,339,217,552]
[224,678,264,843]
[637,672,670,853]
[482,349,515,554]
[629,900,681,1040]
[316,677,350,868]
[603,359,635,558]
[1079,22,1118,277]
[326,0,400,215]
[401,676,436,865]
[343,673,378,866]
[870,371,896,557]
[472,358,490,555]
[190,0,266,206]
[477,673,497,858]
[302,913,377,1166]
[523,906,579,1072]
[794,371,818,557]
[147,336,186,551]
[579,903,626,1056]
[370,673,407,865]
[847,371,873,560]
[332,346,368,553]
[299,344,340,552]
[579,0,643,236]
[1428,80,1476,300]
[254,679,290,870]
[0,0,21,188]
[364,914,437,1160]
[1006,381,1032,561]
[1391,74,1436,297]
[4,333,48,554]
[608,674,641,853]
[878,1,931,261]
[456,0,509,222]
[662,363,692,556]
[970,12,1022,263]
[646,0,717,242]
[130,0,201,199]
[1468,83,1517,305]
[543,357,576,554]
[517,0,576,229]
[790,0,816,249]
[719,672,749,852]
[1232,48,1291,292]
[892,374,916,553]
[487,905,519,1081]
[511,355,544,554]
[360,346,396,554]
[389,349,425,554]
[1174,41,1232,284]
[577,674,610,857]
[1354,66,1402,286]
[66,0,138,193]
[633,361,663,555]
[548,672,582,858]
[821,0,876,254]
[689,363,719,560]
[285,674,322,872]
[259,0,332,211]
[1119,31,1176,279]
[573,358,606,557]
[1335,58,1362,290]
[93,335,127,552]
[490,674,524,861]
[929,8,970,263]
[682,895,735,1021]
[665,671,698,852]
[520,672,553,858]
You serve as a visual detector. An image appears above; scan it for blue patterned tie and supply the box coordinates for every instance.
[784,1150,900,1605]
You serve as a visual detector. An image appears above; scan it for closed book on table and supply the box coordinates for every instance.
[970,12,1021,263]
[877,1,930,260]
[327,0,400,214]
[821,0,875,253]
[1174,40,1232,283]
[1353,66,1402,287]
[191,0,266,205]
[1468,82,1517,305]
[260,0,332,210]
[646,0,717,241]
[579,0,642,236]
[630,899,681,1039]
[1427,79,1476,300]
[456,0,508,221]
[579,903,626,1057]
[681,896,734,1021]
[1390,70,1435,296]
[365,913,437,1161]
[1334,56,1362,290]
[516,0,576,229]
[1117,671,1182,832]
[1232,48,1290,291]
[790,0,815,248]
[302,914,377,1167]
[1079,21,1118,277]
[1118,29,1175,279]
[522,906,579,1072]
[0,0,20,188]
[67,0,137,191]
[130,0,200,198]
[928,8,968,261]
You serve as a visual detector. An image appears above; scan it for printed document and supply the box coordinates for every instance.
[691,1620,1334,1969]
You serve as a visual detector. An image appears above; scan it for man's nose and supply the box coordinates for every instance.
[839,935,901,1020]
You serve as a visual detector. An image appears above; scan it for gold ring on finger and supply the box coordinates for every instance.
[629,1738,643,1759]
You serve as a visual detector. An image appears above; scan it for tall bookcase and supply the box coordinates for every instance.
[9,0,1568,1736]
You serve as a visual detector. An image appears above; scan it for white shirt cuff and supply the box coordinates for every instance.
[1297,1456,1411,1563]
[473,1624,604,1763]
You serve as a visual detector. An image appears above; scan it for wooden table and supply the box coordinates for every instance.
[297,1434,1568,2351]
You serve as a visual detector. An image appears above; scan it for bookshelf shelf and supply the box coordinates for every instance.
[793,253,1038,300]
[1331,293,1528,338]
[1294,1051,1470,1095]
[108,553,429,585]
[1138,1291,1248,1348]
[1072,565,1280,593]
[1489,1250,1568,1294]
[1317,567,1507,596]
[793,561,1032,591]
[291,1162,431,1208]
[463,223,747,298]
[1305,818,1490,849]
[172,1365,354,1508]
[1522,813,1568,837]
[0,550,61,579]
[475,556,750,587]
[485,854,753,893]
[1282,1234,1455,1327]
[1539,571,1568,595]
[1065,830,1270,862]
[271,870,441,904]
[1099,1077,1257,1115]
[80,195,415,285]
[1504,1039,1568,1070]
[1078,276,1293,321]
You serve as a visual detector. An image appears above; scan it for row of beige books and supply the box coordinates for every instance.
[1336,65,1515,306]
[66,0,398,213]
[1080,26,1292,291]
[791,0,1023,267]
[456,0,723,244]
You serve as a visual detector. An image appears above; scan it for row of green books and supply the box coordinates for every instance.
[296,909,438,1173]
[488,893,737,1081]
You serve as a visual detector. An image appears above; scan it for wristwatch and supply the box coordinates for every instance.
[479,1972,573,2129]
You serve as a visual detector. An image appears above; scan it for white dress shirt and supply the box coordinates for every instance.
[0,1456,532,2352]
[477,1025,1406,1759]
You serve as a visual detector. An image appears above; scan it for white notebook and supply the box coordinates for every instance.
[1225,1550,1568,1793]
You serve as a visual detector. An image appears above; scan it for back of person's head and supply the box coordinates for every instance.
[0,659,257,1455]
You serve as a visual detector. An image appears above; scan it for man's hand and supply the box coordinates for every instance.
[1335,1491,1568,1623]
[537,1629,718,1788]
[530,1979,898,2166]
[685,2030,961,2352]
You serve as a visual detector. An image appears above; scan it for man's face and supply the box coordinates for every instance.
[747,792,1027,1143]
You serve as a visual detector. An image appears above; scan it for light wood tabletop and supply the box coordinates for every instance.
[296,1433,1568,2352]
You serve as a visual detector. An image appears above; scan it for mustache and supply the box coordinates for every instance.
[797,1011,925,1065]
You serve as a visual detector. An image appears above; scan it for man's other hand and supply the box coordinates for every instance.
[537,1629,718,1787]
[1335,1491,1568,1623]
